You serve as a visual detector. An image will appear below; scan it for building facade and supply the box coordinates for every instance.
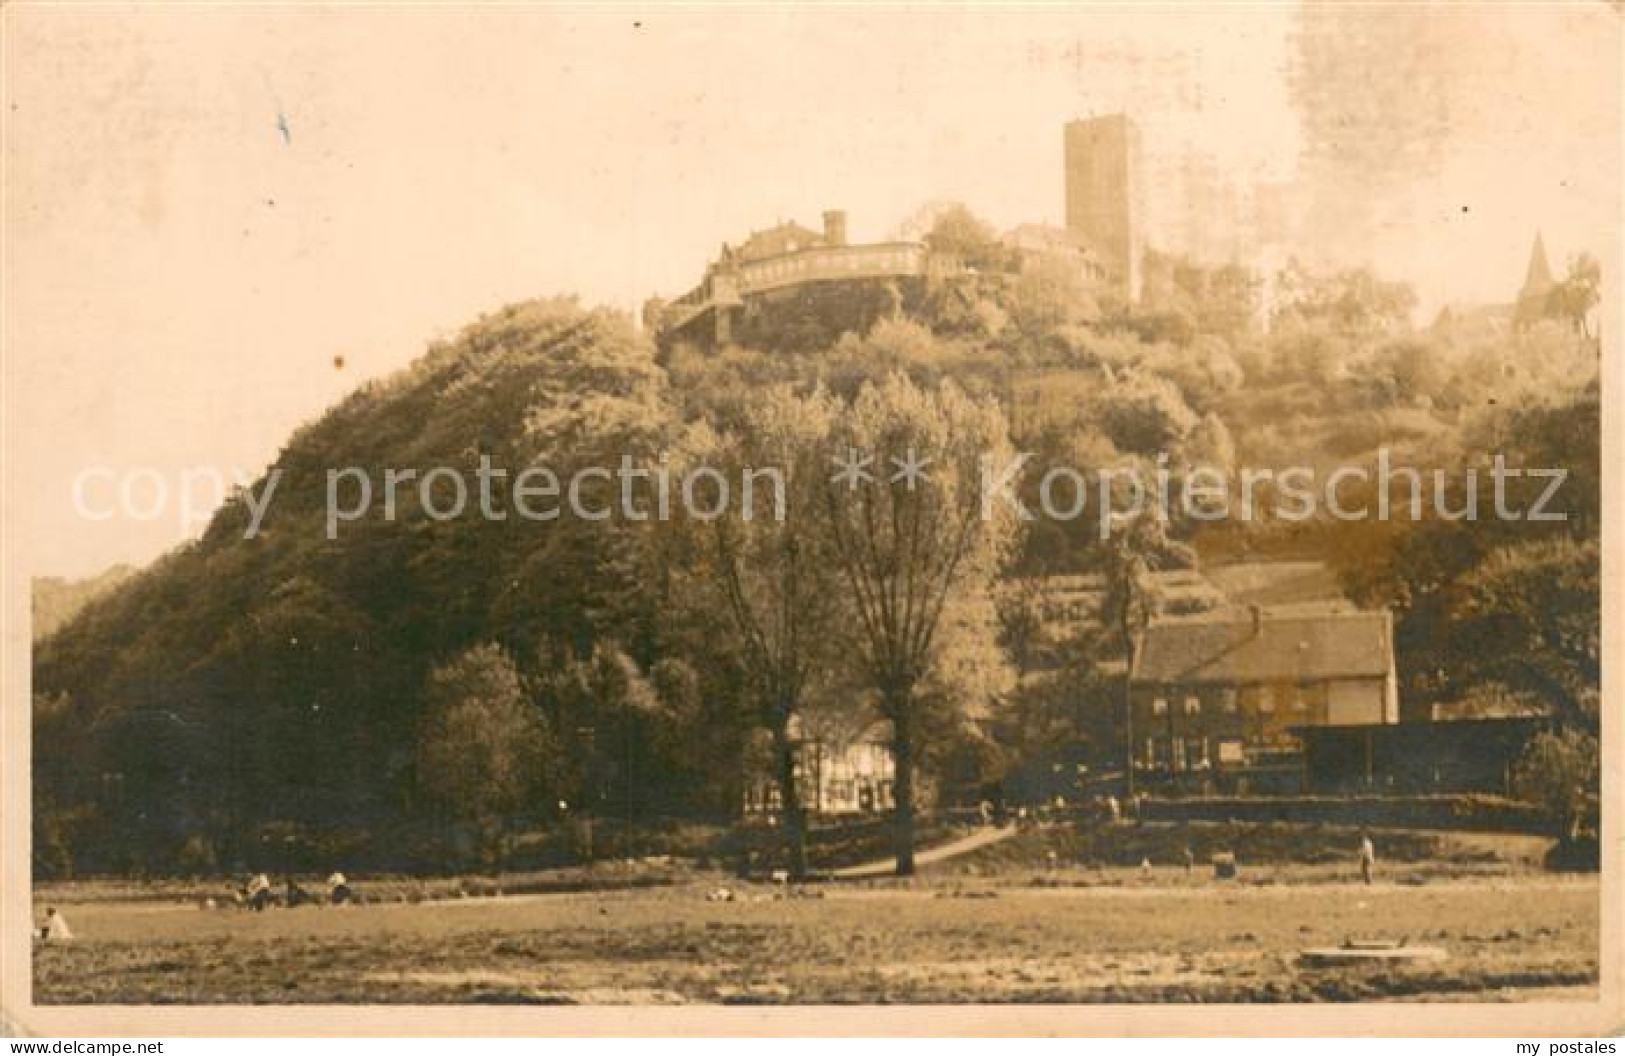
[1128,605,1399,786]
[1002,223,1111,290]
[657,209,931,349]
[742,717,896,819]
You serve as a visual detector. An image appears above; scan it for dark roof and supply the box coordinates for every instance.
[1131,607,1392,685]
[735,221,825,263]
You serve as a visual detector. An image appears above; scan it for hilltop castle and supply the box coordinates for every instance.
[651,116,1138,351]
[652,210,934,350]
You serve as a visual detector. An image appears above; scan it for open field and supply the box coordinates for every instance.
[33,873,1597,1004]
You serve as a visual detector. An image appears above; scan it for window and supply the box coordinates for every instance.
[1151,697,1168,717]
[1183,695,1201,716]
[1221,688,1239,713]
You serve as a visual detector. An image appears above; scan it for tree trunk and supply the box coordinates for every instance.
[771,721,808,880]
[892,700,916,877]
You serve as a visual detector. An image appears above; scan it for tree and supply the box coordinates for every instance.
[1197,264,1262,341]
[922,204,1008,271]
[415,644,550,867]
[1444,538,1600,725]
[1010,256,1094,338]
[1512,727,1598,842]
[1139,252,1259,343]
[539,641,667,817]
[1271,260,1416,337]
[1546,253,1601,339]
[816,372,1021,874]
[992,616,1119,797]
[1099,515,1196,795]
[676,386,845,878]
[1093,373,1199,457]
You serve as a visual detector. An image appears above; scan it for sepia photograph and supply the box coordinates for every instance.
[1,1,1619,1040]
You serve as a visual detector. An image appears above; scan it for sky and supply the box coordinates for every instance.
[4,4,1620,577]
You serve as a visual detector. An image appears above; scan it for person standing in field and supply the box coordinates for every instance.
[1358,829,1376,885]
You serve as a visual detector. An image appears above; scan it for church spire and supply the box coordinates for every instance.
[1521,231,1554,302]
[1513,231,1558,331]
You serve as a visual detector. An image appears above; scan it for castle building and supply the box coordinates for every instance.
[1001,223,1111,291]
[655,209,930,349]
[654,118,1146,349]
[1064,114,1142,301]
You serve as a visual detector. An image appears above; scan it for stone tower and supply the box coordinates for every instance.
[1064,114,1140,301]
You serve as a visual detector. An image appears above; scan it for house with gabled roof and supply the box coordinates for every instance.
[1128,603,1398,785]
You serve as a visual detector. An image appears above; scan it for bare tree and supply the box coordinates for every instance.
[817,372,1020,874]
[678,387,844,879]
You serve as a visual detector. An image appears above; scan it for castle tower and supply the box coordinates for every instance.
[1064,114,1141,300]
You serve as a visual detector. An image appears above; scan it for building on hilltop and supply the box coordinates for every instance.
[1001,223,1112,291]
[1064,114,1142,302]
[650,119,1148,351]
[652,209,936,351]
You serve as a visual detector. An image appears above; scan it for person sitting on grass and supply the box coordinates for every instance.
[38,907,72,943]
[246,871,274,911]
[328,871,352,905]
[285,877,313,908]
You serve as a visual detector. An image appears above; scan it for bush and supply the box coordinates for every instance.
[1544,834,1599,872]
[33,810,75,881]
[174,835,218,874]
[1512,728,1599,841]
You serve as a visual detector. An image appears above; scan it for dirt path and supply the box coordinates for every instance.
[831,824,1017,878]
